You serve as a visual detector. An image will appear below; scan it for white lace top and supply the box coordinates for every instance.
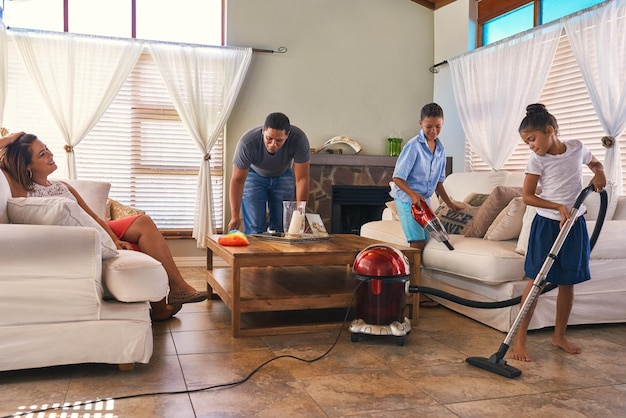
[27,181,75,200]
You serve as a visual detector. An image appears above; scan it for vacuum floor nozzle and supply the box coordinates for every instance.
[466,356,521,379]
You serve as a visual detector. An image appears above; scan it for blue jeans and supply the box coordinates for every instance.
[242,168,295,234]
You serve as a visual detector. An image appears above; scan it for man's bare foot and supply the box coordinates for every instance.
[552,336,581,354]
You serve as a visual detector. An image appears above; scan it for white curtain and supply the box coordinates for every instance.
[149,43,252,248]
[449,23,562,170]
[565,0,626,194]
[0,21,7,128]
[11,30,143,178]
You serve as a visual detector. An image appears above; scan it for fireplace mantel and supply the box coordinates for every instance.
[310,153,397,168]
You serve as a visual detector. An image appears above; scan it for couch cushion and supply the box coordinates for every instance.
[423,236,525,284]
[464,186,523,238]
[7,197,119,259]
[63,179,111,220]
[583,180,618,221]
[442,171,510,204]
[103,250,168,303]
[484,197,526,241]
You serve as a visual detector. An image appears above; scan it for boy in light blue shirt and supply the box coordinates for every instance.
[392,103,463,254]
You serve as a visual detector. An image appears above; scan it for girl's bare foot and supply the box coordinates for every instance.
[552,336,581,354]
[511,336,532,362]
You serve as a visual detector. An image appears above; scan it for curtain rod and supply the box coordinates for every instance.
[429,60,448,73]
[252,46,288,54]
[435,0,610,70]
[6,25,287,53]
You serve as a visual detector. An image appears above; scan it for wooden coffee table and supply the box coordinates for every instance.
[206,234,421,337]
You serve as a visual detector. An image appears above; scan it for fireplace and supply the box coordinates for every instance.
[307,154,452,234]
[331,185,391,234]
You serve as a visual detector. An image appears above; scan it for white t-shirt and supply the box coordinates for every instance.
[525,139,592,221]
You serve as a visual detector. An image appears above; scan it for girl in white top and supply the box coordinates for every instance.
[512,104,606,362]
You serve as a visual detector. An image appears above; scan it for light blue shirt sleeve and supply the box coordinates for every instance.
[392,130,447,203]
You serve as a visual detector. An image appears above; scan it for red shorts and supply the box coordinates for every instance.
[107,215,141,251]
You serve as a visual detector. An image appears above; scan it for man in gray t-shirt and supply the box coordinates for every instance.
[228,112,310,234]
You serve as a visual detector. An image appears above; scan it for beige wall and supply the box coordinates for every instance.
[224,0,436,221]
[179,0,475,257]
[433,0,474,174]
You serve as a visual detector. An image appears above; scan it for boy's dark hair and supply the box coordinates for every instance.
[518,103,559,135]
[420,103,444,120]
[263,112,291,133]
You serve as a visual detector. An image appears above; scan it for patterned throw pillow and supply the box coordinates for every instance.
[435,202,480,235]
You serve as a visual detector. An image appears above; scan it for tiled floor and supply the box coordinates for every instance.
[2,266,626,417]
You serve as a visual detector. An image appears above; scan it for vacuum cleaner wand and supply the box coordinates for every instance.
[466,185,604,378]
[411,197,454,250]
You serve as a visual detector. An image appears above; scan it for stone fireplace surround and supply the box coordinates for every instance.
[307,154,452,233]
[308,154,397,232]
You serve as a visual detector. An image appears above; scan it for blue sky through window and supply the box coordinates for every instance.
[483,3,534,45]
[541,0,604,23]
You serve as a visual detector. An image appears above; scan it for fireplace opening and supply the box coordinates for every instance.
[331,185,391,234]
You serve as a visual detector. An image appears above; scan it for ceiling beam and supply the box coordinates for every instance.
[410,0,457,10]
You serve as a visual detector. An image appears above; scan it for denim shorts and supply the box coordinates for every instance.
[241,168,295,234]
[395,199,428,242]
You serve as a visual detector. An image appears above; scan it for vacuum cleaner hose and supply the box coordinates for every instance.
[409,185,608,309]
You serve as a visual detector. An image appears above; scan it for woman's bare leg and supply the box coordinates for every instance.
[122,215,206,301]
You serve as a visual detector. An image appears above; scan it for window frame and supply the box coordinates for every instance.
[2,1,226,234]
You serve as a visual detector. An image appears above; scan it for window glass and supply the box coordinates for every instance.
[483,3,533,46]
[541,0,604,24]
[2,0,64,32]
[68,0,131,38]
[136,0,222,45]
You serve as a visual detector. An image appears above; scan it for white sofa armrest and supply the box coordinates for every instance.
[103,250,168,303]
[0,224,103,326]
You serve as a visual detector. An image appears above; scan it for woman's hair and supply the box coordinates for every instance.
[518,103,559,136]
[0,133,38,191]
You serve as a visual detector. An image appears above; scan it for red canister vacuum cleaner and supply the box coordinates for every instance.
[349,244,411,346]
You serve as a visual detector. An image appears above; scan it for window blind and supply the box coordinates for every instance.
[4,41,224,230]
[465,32,626,195]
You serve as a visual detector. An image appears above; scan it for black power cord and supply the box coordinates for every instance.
[2,281,364,418]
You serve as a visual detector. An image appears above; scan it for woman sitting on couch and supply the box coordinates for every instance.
[0,132,206,321]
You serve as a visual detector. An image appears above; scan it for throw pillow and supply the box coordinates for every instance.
[464,186,523,238]
[515,205,537,255]
[435,202,480,235]
[463,192,490,207]
[484,197,526,241]
[384,200,400,221]
[7,197,119,259]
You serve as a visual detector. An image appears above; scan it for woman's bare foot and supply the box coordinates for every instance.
[552,336,581,354]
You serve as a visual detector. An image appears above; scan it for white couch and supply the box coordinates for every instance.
[361,171,626,332]
[0,173,168,371]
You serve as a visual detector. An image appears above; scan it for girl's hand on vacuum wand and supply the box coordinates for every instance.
[558,204,571,229]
